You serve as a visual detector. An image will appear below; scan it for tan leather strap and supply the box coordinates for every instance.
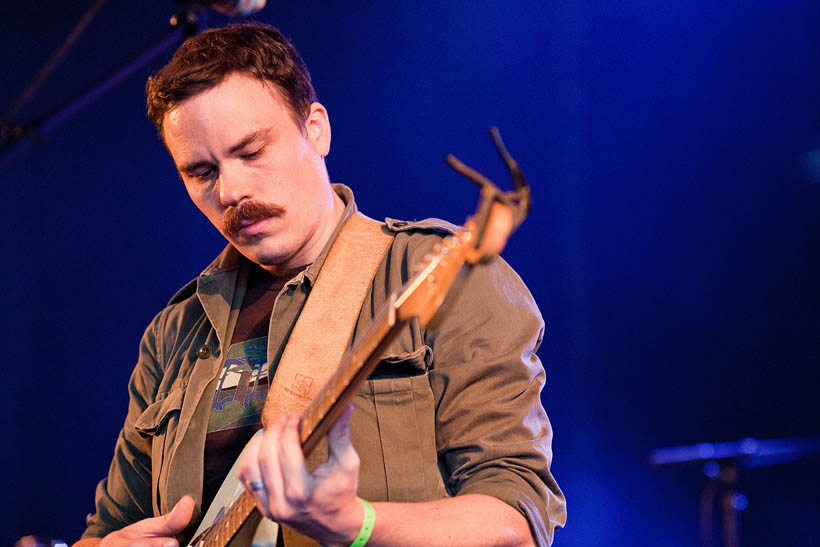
[260,211,393,547]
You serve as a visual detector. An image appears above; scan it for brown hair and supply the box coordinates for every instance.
[146,23,317,137]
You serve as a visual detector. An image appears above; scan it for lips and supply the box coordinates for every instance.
[237,217,269,237]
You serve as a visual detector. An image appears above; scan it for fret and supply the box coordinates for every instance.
[199,491,256,547]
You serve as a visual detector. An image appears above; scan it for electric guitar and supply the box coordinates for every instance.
[189,127,532,547]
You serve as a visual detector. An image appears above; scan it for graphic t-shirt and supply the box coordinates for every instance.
[201,264,303,511]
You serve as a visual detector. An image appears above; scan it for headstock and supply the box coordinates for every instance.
[446,126,531,262]
[394,127,532,325]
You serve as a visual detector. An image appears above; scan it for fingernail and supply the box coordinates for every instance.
[164,541,177,547]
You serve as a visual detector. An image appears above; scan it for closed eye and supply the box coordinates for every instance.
[178,159,218,182]
[240,147,265,161]
[185,166,217,182]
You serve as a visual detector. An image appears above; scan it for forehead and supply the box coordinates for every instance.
[162,73,295,156]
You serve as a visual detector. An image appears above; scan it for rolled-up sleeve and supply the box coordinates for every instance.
[426,256,566,546]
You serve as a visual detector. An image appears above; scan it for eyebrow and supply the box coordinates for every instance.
[178,128,270,174]
[227,128,269,155]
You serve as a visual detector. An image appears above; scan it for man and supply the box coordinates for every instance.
[75,23,565,547]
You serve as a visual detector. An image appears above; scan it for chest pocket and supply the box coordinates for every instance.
[351,346,449,503]
[135,388,184,435]
[134,387,185,512]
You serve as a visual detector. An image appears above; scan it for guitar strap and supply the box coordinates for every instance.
[262,211,393,546]
[261,211,393,428]
[194,211,392,547]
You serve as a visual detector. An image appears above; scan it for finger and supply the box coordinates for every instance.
[278,414,312,504]
[237,430,272,516]
[257,414,289,517]
[236,429,264,489]
[327,404,358,469]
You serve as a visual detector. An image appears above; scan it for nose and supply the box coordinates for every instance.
[218,164,252,207]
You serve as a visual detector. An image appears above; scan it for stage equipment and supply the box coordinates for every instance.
[177,0,266,17]
[650,435,820,547]
[0,1,264,169]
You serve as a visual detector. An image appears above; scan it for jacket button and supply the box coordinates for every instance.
[196,345,211,359]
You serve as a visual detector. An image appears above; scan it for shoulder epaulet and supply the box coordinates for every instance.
[384,217,461,234]
[167,277,198,306]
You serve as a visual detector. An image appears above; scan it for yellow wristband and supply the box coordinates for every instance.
[349,498,375,547]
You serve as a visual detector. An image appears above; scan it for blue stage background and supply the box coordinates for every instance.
[2,2,818,545]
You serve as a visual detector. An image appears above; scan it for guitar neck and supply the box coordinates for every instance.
[299,297,408,455]
[196,297,410,547]
[299,229,476,453]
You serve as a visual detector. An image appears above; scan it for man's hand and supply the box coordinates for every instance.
[237,404,363,546]
[92,495,194,547]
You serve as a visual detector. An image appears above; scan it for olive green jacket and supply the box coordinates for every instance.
[82,185,566,545]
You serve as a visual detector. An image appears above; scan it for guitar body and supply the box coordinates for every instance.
[190,437,277,547]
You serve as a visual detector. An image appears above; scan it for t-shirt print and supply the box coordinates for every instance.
[207,335,269,433]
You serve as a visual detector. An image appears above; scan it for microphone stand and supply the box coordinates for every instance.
[649,435,820,547]
[0,8,202,170]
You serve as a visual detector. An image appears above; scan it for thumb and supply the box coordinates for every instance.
[131,495,195,537]
[162,495,195,535]
[327,404,356,464]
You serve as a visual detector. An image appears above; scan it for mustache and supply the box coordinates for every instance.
[223,200,286,236]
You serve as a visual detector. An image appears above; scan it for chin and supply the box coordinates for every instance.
[231,239,283,265]
[237,235,304,271]
[251,249,294,269]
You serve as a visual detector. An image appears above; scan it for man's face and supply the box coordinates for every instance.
[163,73,339,272]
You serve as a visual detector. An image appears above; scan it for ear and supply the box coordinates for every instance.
[305,102,331,157]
